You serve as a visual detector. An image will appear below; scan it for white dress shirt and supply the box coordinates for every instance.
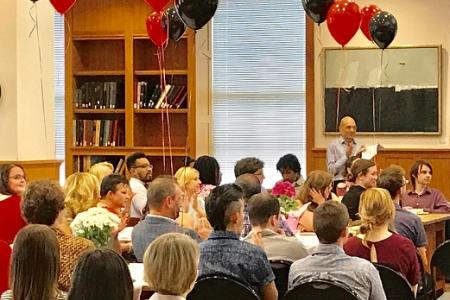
[129,177,147,218]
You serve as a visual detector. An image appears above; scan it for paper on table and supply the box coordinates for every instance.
[362,144,378,160]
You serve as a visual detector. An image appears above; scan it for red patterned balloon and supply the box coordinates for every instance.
[326,0,361,47]
[146,11,169,48]
[144,0,170,12]
[360,5,381,41]
[49,0,77,14]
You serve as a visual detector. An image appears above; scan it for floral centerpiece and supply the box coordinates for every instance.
[271,181,299,214]
[70,207,121,248]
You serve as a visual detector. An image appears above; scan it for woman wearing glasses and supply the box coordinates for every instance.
[0,164,27,244]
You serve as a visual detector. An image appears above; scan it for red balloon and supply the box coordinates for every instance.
[143,0,170,12]
[50,0,77,14]
[146,11,169,48]
[360,5,381,41]
[326,0,361,47]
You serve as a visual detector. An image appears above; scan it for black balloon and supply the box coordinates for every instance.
[369,11,398,50]
[175,0,218,30]
[301,0,334,24]
[166,7,186,42]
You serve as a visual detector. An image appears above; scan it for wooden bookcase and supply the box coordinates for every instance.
[64,0,196,177]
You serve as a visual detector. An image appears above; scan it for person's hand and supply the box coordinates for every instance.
[309,188,326,205]
[355,145,366,158]
[345,142,353,157]
[195,217,212,240]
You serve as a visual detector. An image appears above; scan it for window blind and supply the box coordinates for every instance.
[212,0,306,188]
[54,13,65,184]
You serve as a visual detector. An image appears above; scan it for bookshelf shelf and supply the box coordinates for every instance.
[134,70,188,76]
[74,71,125,76]
[74,109,125,114]
[65,0,196,176]
[73,34,125,41]
[134,109,188,114]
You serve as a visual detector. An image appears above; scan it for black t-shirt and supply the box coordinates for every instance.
[342,185,366,220]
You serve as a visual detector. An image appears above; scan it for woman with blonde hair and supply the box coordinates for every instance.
[64,172,100,222]
[296,170,333,232]
[344,188,420,293]
[88,162,114,185]
[143,233,199,299]
[1,224,66,300]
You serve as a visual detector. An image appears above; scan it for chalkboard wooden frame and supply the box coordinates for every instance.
[323,46,442,135]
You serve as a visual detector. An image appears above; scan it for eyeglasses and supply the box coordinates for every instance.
[9,175,26,181]
[132,164,153,169]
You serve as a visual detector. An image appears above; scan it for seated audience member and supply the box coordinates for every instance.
[342,159,377,220]
[276,154,305,194]
[0,164,27,244]
[88,161,114,185]
[235,173,262,237]
[183,156,196,168]
[63,172,100,222]
[68,249,133,300]
[97,174,131,218]
[401,160,450,213]
[1,224,66,300]
[234,157,266,187]
[377,165,428,268]
[296,170,333,232]
[21,180,94,292]
[335,156,359,197]
[175,166,204,220]
[288,201,386,300]
[175,167,212,239]
[199,184,278,300]
[126,152,153,219]
[244,193,308,262]
[143,233,199,300]
[344,188,420,292]
[193,155,221,198]
[131,177,201,262]
[0,241,11,295]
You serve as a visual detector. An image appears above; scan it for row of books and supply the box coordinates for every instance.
[134,83,188,109]
[73,119,125,147]
[73,156,126,174]
[74,81,124,109]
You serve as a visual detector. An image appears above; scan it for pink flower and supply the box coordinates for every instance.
[271,181,296,198]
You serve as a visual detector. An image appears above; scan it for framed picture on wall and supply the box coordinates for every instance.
[323,46,441,134]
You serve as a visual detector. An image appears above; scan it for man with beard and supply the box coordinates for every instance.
[126,152,153,219]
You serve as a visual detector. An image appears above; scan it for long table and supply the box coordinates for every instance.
[419,213,450,291]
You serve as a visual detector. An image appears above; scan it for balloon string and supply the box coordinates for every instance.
[29,2,50,157]
[161,48,174,175]
[157,48,166,171]
[64,17,72,56]
[336,87,340,131]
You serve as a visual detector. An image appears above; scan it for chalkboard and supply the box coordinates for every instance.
[324,46,441,134]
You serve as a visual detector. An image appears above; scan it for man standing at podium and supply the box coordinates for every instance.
[326,116,365,191]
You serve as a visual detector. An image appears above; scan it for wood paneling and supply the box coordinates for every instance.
[309,148,450,199]
[0,160,62,181]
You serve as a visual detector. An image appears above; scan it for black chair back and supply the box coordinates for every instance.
[431,240,450,277]
[270,260,292,299]
[187,274,260,300]
[284,279,359,300]
[373,263,414,300]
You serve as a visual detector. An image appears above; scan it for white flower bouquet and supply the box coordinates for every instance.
[70,207,121,248]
